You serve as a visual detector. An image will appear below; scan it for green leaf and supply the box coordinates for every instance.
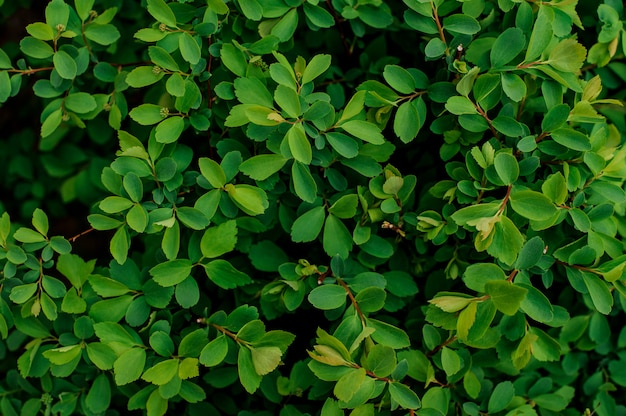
[383,65,416,94]
[250,346,282,375]
[142,359,179,385]
[199,336,228,367]
[541,172,567,204]
[274,84,301,118]
[500,72,527,102]
[515,236,545,270]
[463,263,507,293]
[176,207,209,230]
[340,120,384,145]
[518,283,554,323]
[488,381,515,413]
[493,152,519,185]
[149,259,193,287]
[86,374,111,413]
[367,318,410,349]
[44,344,82,365]
[108,225,128,263]
[323,214,353,259]
[484,280,528,316]
[201,220,237,259]
[53,50,77,79]
[239,154,287,180]
[445,96,477,115]
[100,196,134,213]
[550,128,591,151]
[525,7,553,62]
[238,346,262,394]
[46,0,70,27]
[394,100,423,144]
[20,37,54,59]
[155,116,185,143]
[548,38,587,73]
[291,161,317,203]
[65,92,97,114]
[271,8,298,42]
[75,0,95,21]
[31,208,49,236]
[325,132,358,158]
[114,348,146,386]
[129,103,165,125]
[291,206,325,242]
[328,194,358,219]
[287,124,312,164]
[354,287,386,313]
[238,0,262,20]
[308,285,347,310]
[334,367,366,402]
[509,190,557,221]
[84,24,120,45]
[40,108,62,138]
[26,22,54,41]
[203,259,252,289]
[198,157,226,188]
[302,54,331,85]
[179,32,201,65]
[234,77,273,107]
[148,46,179,72]
[126,66,164,88]
[582,272,613,315]
[303,3,334,28]
[147,0,177,27]
[220,43,247,77]
[0,49,11,69]
[9,283,38,304]
[225,184,269,216]
[490,27,525,68]
[89,275,130,297]
[441,347,461,377]
[443,14,481,35]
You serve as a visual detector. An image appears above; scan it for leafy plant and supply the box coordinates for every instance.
[1,0,626,415]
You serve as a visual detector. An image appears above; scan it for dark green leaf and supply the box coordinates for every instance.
[490,27,525,68]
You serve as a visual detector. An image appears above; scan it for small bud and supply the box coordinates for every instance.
[159,23,167,32]
[103,103,111,112]
[159,107,169,118]
[152,66,162,75]
[56,23,66,33]
[62,113,70,122]
[89,10,98,18]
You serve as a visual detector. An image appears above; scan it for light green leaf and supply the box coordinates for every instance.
[308,285,347,310]
[443,14,481,35]
[198,157,226,188]
[323,214,353,259]
[525,7,553,62]
[463,263,507,292]
[509,190,557,221]
[490,27,525,68]
[201,220,237,259]
[149,259,193,287]
[484,280,528,316]
[20,37,54,59]
[114,348,146,386]
[199,336,228,367]
[493,152,519,185]
[383,65,416,94]
[239,154,287,180]
[274,84,301,118]
[291,206,325,242]
[340,120,384,144]
[142,359,179,385]
[445,96,477,115]
[224,184,269,216]
[129,103,165,125]
[179,32,201,65]
[394,100,422,144]
[147,0,177,27]
[287,124,312,164]
[155,116,185,143]
[250,346,282,375]
[302,54,331,85]
[53,50,77,79]
[238,346,262,394]
[203,259,252,289]
[548,38,587,73]
[292,161,317,203]
[582,272,613,315]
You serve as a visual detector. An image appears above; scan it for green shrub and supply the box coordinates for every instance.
[1,0,626,415]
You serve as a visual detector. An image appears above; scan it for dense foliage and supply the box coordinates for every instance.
[1,0,626,415]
